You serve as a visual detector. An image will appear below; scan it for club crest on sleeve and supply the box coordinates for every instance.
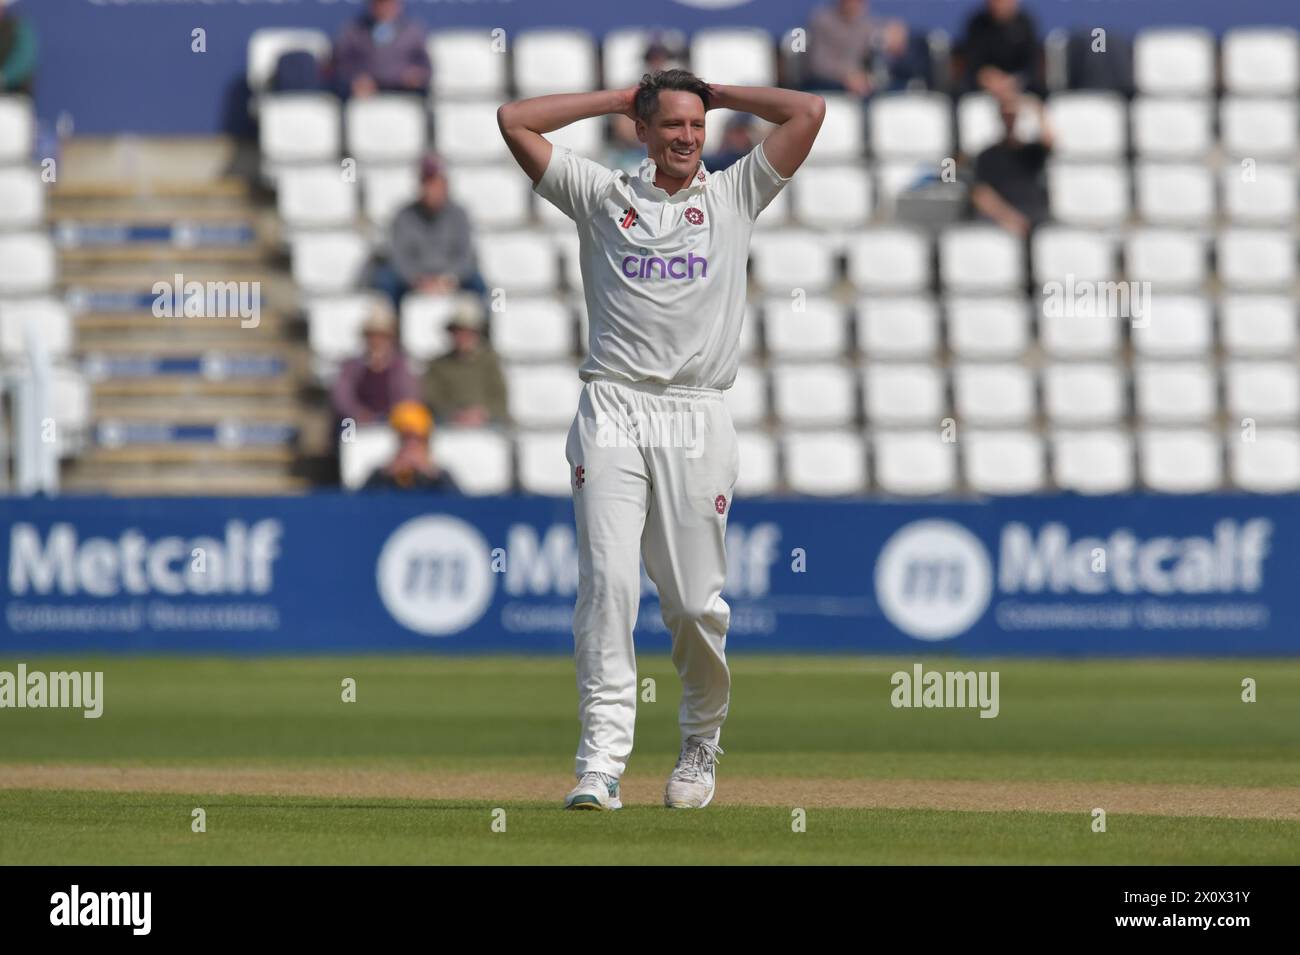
[574,465,585,489]
[714,493,727,514]
[685,207,705,225]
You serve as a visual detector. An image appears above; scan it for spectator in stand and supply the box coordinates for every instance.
[0,0,38,94]
[372,154,486,308]
[704,114,759,172]
[958,0,1043,98]
[331,300,418,427]
[643,34,687,75]
[971,94,1053,238]
[802,0,920,97]
[362,400,461,492]
[422,297,508,427]
[331,0,431,99]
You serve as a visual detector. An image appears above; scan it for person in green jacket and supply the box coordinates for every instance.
[422,298,509,427]
[0,0,38,94]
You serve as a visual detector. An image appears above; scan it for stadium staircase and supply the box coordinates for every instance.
[52,138,328,494]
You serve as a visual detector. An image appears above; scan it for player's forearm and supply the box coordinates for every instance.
[706,84,823,127]
[497,89,629,135]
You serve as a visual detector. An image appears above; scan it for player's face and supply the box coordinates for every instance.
[638,91,706,180]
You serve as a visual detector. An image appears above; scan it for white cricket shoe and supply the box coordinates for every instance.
[664,736,724,808]
[564,772,622,811]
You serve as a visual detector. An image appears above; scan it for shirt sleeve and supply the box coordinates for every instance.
[533,145,618,222]
[711,140,792,222]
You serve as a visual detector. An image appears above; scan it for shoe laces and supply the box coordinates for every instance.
[581,771,616,792]
[672,736,724,781]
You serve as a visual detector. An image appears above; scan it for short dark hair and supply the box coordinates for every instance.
[634,69,711,121]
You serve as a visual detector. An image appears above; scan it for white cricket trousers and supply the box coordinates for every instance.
[565,376,738,778]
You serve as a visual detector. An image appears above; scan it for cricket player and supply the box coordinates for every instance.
[498,70,824,809]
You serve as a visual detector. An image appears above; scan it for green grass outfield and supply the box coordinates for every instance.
[1,655,1297,864]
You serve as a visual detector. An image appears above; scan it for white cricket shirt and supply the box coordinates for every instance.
[535,141,790,390]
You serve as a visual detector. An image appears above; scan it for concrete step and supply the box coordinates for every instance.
[62,471,310,496]
[77,445,298,466]
[91,379,298,399]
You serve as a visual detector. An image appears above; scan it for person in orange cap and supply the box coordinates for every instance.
[362,400,460,492]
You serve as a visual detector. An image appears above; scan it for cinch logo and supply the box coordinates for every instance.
[620,252,708,280]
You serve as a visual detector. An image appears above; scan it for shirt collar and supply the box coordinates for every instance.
[636,157,710,197]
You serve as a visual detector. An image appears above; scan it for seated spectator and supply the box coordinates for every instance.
[373,154,486,308]
[331,0,431,99]
[423,298,508,427]
[803,0,877,96]
[362,400,460,492]
[331,300,418,427]
[873,19,930,92]
[604,114,646,176]
[704,114,758,172]
[0,0,38,95]
[644,34,687,75]
[971,95,1053,238]
[958,0,1042,97]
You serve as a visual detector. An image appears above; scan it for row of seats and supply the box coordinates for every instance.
[247,25,1300,101]
[259,89,1300,171]
[274,156,1300,235]
[340,423,1300,496]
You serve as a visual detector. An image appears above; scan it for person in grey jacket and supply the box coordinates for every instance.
[373,154,487,308]
[331,0,430,98]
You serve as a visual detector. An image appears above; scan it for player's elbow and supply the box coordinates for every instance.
[804,93,827,125]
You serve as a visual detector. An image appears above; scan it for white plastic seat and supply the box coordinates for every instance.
[953,364,1035,425]
[869,92,952,160]
[1222,27,1299,95]
[1043,363,1125,425]
[1049,163,1130,227]
[602,28,685,89]
[1217,230,1296,290]
[306,294,385,363]
[432,100,511,162]
[290,232,371,294]
[956,93,1041,157]
[856,296,940,359]
[1222,164,1297,226]
[690,28,775,87]
[476,231,558,293]
[546,116,604,157]
[429,29,507,98]
[247,28,331,94]
[1134,28,1216,96]
[1134,162,1214,226]
[1139,428,1222,492]
[555,231,583,290]
[345,95,427,165]
[513,29,597,96]
[735,429,779,495]
[361,163,421,232]
[807,95,866,162]
[276,164,358,229]
[400,293,466,360]
[873,431,956,496]
[434,427,513,495]
[725,364,768,428]
[964,431,1045,494]
[1134,362,1217,423]
[863,363,945,425]
[0,233,56,294]
[845,228,931,293]
[259,94,341,164]
[749,231,835,293]
[1132,295,1212,357]
[0,166,44,228]
[1220,294,1297,356]
[0,298,73,362]
[491,296,573,361]
[783,430,867,496]
[1230,430,1300,493]
[1225,361,1300,422]
[1032,227,1115,285]
[1124,229,1206,289]
[737,304,759,359]
[752,183,791,229]
[792,164,872,228]
[506,364,582,428]
[1038,295,1122,358]
[448,164,532,228]
[516,430,571,495]
[875,160,936,212]
[1047,92,1126,160]
[946,296,1032,359]
[939,225,1024,292]
[1220,98,1298,159]
[340,424,398,490]
[772,363,856,426]
[1130,97,1213,158]
[763,296,847,359]
[1052,429,1135,493]
[0,96,34,163]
